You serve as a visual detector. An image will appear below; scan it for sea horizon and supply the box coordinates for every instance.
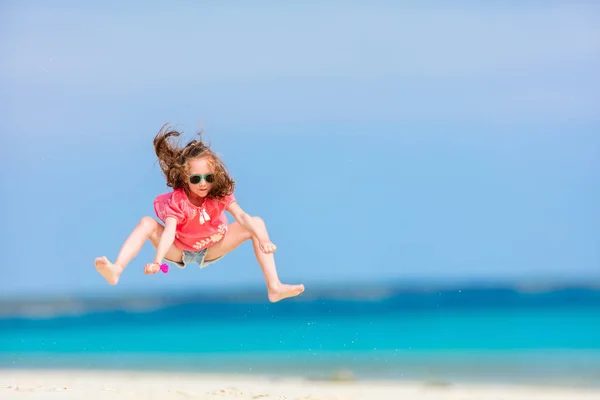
[2,283,599,388]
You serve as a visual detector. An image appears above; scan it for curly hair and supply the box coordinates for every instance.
[153,123,235,199]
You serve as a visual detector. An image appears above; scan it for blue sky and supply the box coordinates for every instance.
[1,1,599,299]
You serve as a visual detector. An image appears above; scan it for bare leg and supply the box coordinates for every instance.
[205,216,304,302]
[95,216,183,285]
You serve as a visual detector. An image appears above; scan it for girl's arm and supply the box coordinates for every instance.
[154,216,177,264]
[227,202,275,253]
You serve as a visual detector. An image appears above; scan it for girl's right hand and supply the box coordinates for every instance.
[144,262,160,275]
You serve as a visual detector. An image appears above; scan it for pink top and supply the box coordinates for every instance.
[153,189,236,252]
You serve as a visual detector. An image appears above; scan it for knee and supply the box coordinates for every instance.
[252,216,265,227]
[138,216,159,232]
[241,216,264,241]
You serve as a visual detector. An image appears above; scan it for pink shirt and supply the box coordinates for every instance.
[153,189,236,252]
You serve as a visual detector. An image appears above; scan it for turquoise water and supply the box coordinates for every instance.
[1,287,599,386]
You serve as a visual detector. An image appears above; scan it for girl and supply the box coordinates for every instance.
[94,124,305,302]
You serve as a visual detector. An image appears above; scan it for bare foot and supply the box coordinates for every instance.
[268,283,305,302]
[94,256,123,285]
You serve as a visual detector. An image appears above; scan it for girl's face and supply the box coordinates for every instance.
[186,157,214,199]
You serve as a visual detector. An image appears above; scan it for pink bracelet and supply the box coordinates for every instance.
[160,263,169,274]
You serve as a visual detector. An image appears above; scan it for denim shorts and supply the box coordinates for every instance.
[164,247,224,270]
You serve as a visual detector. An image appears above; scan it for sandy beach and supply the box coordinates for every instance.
[1,369,598,400]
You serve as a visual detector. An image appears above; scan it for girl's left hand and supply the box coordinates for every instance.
[259,241,277,254]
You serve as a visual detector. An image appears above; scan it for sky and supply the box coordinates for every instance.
[1,1,599,299]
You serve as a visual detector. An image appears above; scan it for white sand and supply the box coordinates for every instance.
[1,369,599,400]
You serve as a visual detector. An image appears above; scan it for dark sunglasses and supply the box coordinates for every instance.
[188,173,215,184]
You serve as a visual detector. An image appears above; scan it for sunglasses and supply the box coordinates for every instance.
[188,173,215,184]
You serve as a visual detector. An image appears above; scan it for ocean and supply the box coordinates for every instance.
[1,285,599,387]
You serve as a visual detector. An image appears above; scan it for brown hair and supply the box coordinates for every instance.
[153,123,235,199]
